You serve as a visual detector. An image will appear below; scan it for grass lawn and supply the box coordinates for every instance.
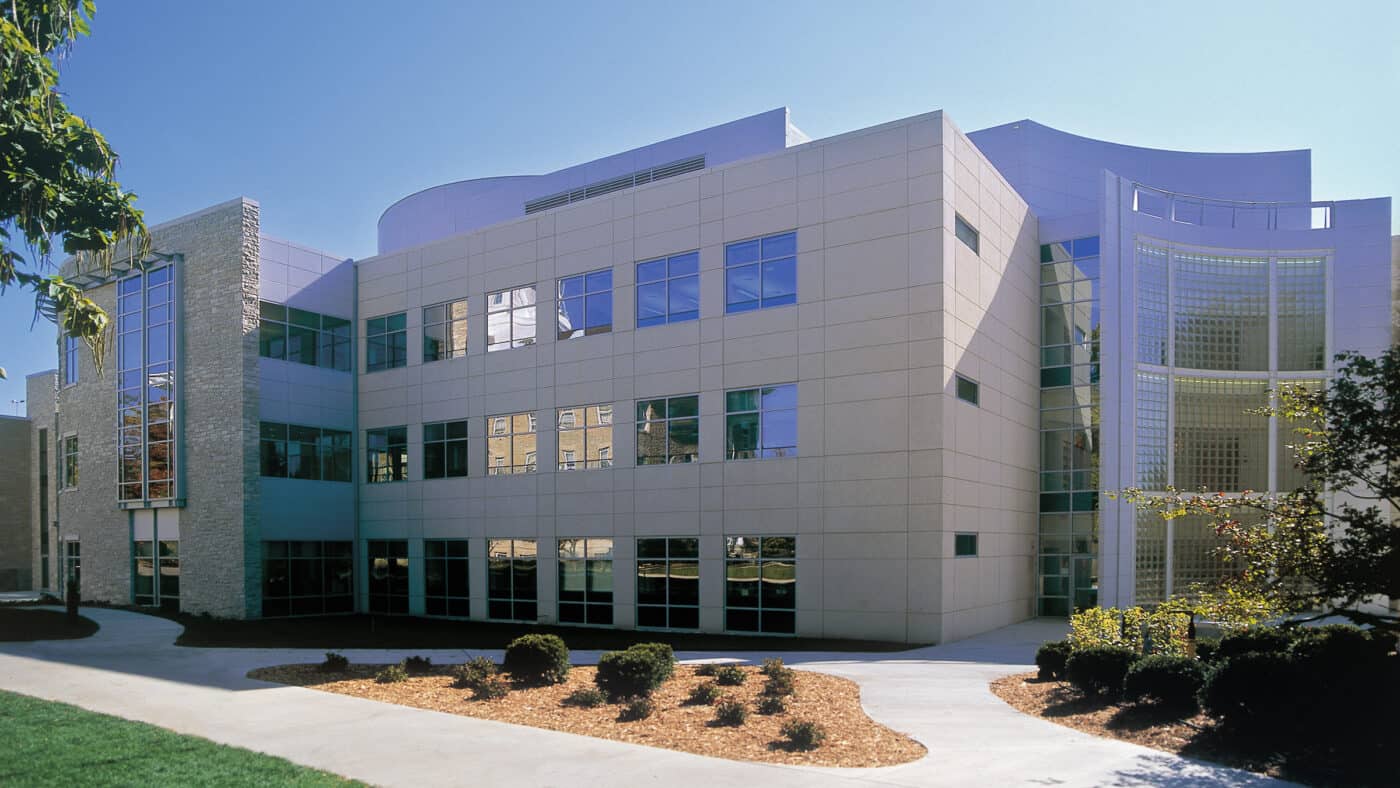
[0,608,98,642]
[172,612,917,652]
[0,690,363,787]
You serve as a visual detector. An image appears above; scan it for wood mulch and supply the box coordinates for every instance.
[249,662,926,767]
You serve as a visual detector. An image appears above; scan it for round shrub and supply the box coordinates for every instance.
[694,663,719,677]
[319,651,348,673]
[715,665,747,686]
[1035,639,1072,680]
[618,696,655,721]
[687,681,722,706]
[713,698,747,726]
[453,656,498,689]
[1064,646,1138,698]
[503,634,570,685]
[763,670,797,697]
[780,719,827,751]
[472,675,510,700]
[1216,626,1295,660]
[628,643,677,681]
[1193,637,1220,663]
[596,645,675,699]
[375,663,409,684]
[563,687,607,708]
[403,655,433,674]
[760,657,786,676]
[1198,652,1298,735]
[757,695,787,715]
[1289,624,1392,668]
[1124,654,1206,713]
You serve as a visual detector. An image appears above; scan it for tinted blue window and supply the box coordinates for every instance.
[637,259,667,283]
[1073,236,1100,258]
[635,252,699,327]
[1074,256,1100,280]
[557,267,613,339]
[637,282,667,327]
[668,252,698,277]
[725,232,796,314]
[725,383,797,460]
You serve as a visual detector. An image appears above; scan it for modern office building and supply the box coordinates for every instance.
[20,107,1395,643]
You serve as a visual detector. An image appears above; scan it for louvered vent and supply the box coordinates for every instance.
[524,155,706,214]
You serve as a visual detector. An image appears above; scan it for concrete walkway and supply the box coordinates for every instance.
[0,607,1287,787]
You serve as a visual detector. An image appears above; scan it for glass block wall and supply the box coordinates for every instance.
[1038,237,1100,616]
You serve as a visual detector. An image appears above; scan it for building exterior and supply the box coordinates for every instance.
[0,413,33,591]
[16,107,1395,643]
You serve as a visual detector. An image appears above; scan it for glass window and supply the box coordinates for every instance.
[635,394,699,465]
[487,411,537,474]
[262,541,354,617]
[1276,258,1326,371]
[259,301,352,372]
[725,232,796,313]
[61,435,78,490]
[558,537,613,625]
[636,537,700,630]
[133,539,179,612]
[954,533,978,557]
[557,269,613,340]
[423,420,469,479]
[62,335,80,386]
[258,422,351,483]
[424,539,470,617]
[117,266,178,502]
[367,540,409,614]
[423,299,468,362]
[636,251,699,327]
[556,405,613,470]
[1173,252,1269,371]
[487,538,537,621]
[955,374,979,406]
[725,384,797,460]
[724,536,795,634]
[366,312,408,372]
[366,426,408,483]
[955,215,979,254]
[486,285,537,352]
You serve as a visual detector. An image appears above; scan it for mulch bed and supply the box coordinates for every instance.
[0,608,99,642]
[249,662,926,767]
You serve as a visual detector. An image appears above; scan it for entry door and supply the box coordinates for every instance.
[134,539,180,611]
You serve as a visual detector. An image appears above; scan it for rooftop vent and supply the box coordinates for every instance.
[524,155,706,215]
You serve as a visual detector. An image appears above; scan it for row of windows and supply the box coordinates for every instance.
[259,302,353,372]
[365,232,798,372]
[259,422,353,482]
[262,541,354,617]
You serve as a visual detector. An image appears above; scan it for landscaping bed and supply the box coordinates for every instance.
[249,660,924,767]
[0,607,98,641]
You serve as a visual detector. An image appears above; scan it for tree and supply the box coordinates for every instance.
[1,0,147,378]
[1123,349,1400,634]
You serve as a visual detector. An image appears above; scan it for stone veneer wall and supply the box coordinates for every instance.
[25,371,56,591]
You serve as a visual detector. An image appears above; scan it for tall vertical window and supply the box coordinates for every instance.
[365,312,407,371]
[262,541,353,617]
[557,269,613,339]
[64,541,80,590]
[61,435,78,490]
[367,540,409,614]
[366,426,408,482]
[636,537,700,630]
[1276,257,1326,371]
[423,299,468,362]
[636,395,699,464]
[556,404,613,470]
[726,232,796,313]
[258,422,351,482]
[423,420,469,479]
[62,334,79,385]
[133,539,179,611]
[557,538,613,625]
[487,412,537,474]
[725,536,796,634]
[487,538,537,621]
[954,214,980,254]
[725,384,797,459]
[117,265,176,502]
[424,540,470,617]
[636,251,699,327]
[258,301,351,371]
[486,285,537,351]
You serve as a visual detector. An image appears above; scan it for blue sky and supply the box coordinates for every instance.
[2,0,1396,405]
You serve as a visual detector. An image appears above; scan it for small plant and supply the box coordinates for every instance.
[757,694,788,715]
[472,675,510,700]
[453,656,498,689]
[503,634,570,685]
[319,651,349,673]
[763,670,797,697]
[618,696,655,721]
[780,719,827,751]
[596,644,677,699]
[1035,639,1072,680]
[1064,646,1137,698]
[760,657,785,676]
[563,687,607,708]
[403,655,433,674]
[713,698,747,726]
[1124,654,1206,714]
[714,665,747,686]
[375,663,409,684]
[687,681,722,705]
[694,663,719,677]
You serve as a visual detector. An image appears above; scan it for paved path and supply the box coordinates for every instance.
[0,608,1286,787]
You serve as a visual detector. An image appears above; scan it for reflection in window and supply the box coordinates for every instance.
[116,265,177,501]
[261,541,353,617]
[725,384,797,459]
[62,334,79,385]
[259,301,351,371]
[367,540,409,614]
[636,537,699,630]
[558,537,613,625]
[423,299,468,362]
[487,412,537,474]
[366,426,408,482]
[557,269,613,339]
[133,539,180,611]
[487,538,537,621]
[365,312,408,371]
[557,405,613,470]
[486,285,537,352]
[725,536,795,634]
[725,232,796,313]
[61,435,78,490]
[636,395,699,464]
[424,540,469,617]
[259,422,352,482]
[636,251,699,327]
[954,215,979,254]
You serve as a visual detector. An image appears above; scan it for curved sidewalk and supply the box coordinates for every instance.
[0,608,1287,787]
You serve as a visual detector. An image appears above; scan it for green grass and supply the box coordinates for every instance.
[0,608,98,642]
[0,690,363,787]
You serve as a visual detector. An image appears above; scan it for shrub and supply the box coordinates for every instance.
[1035,639,1072,680]
[503,634,570,685]
[562,687,607,708]
[1124,655,1206,713]
[1215,626,1295,660]
[403,655,433,674]
[694,663,718,677]
[1198,652,1298,734]
[763,670,797,697]
[1069,605,1190,656]
[618,696,655,721]
[714,665,747,686]
[595,644,676,699]
[472,675,510,700]
[375,663,409,684]
[452,656,498,689]
[627,643,677,682]
[1194,637,1220,663]
[1064,646,1137,698]
[713,698,747,726]
[760,657,785,676]
[757,695,787,715]
[780,719,827,751]
[1289,624,1392,668]
[319,651,348,673]
[687,682,722,706]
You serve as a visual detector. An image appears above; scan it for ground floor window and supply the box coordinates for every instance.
[636,537,700,629]
[558,538,613,625]
[487,538,537,621]
[262,541,353,617]
[133,540,179,612]
[725,536,796,634]
[424,539,469,617]
[367,540,409,614]
[64,541,80,592]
